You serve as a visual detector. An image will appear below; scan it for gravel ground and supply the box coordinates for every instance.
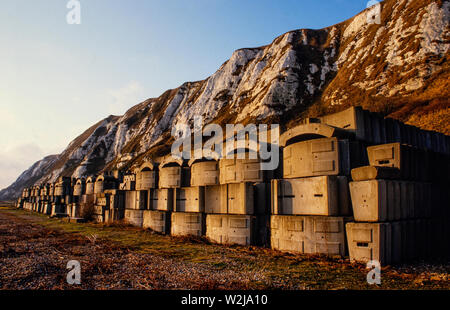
[0,208,449,290]
[0,211,267,289]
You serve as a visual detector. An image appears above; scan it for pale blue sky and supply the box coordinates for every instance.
[0,0,370,189]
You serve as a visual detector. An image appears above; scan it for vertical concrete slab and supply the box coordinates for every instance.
[391,222,402,264]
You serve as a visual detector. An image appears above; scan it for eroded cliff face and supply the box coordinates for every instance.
[1,0,448,200]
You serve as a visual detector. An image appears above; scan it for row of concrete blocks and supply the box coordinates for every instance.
[123,210,269,246]
[122,209,350,256]
[115,175,354,218]
[346,219,450,266]
[317,106,450,154]
[349,180,450,222]
[365,143,450,182]
[22,201,69,218]
[122,183,269,215]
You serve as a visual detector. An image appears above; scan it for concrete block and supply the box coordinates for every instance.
[120,174,136,191]
[346,222,392,266]
[85,179,95,195]
[143,210,171,234]
[223,183,254,215]
[124,209,144,227]
[149,188,173,211]
[204,183,254,215]
[272,177,339,216]
[73,179,85,196]
[125,191,148,210]
[349,180,388,222]
[159,166,190,188]
[174,187,204,213]
[136,171,157,190]
[306,216,347,256]
[190,161,220,186]
[206,214,256,246]
[270,215,306,253]
[319,106,366,141]
[219,158,264,184]
[283,137,349,178]
[367,143,413,180]
[171,212,206,237]
[271,215,347,256]
[204,185,224,213]
[351,166,400,181]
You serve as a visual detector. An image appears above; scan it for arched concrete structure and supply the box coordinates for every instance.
[73,178,86,196]
[219,146,267,184]
[188,158,220,186]
[280,123,348,147]
[85,176,96,195]
[158,156,190,188]
[135,162,158,190]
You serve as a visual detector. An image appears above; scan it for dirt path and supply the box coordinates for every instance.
[0,207,449,290]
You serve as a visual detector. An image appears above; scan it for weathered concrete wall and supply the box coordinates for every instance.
[124,209,144,227]
[171,212,206,237]
[271,215,348,256]
[206,214,256,246]
[271,177,345,216]
[204,183,254,215]
[190,161,220,186]
[125,190,148,210]
[283,138,345,178]
[136,171,156,190]
[159,166,190,188]
[219,158,265,184]
[174,187,204,213]
[142,210,171,234]
[149,188,173,211]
